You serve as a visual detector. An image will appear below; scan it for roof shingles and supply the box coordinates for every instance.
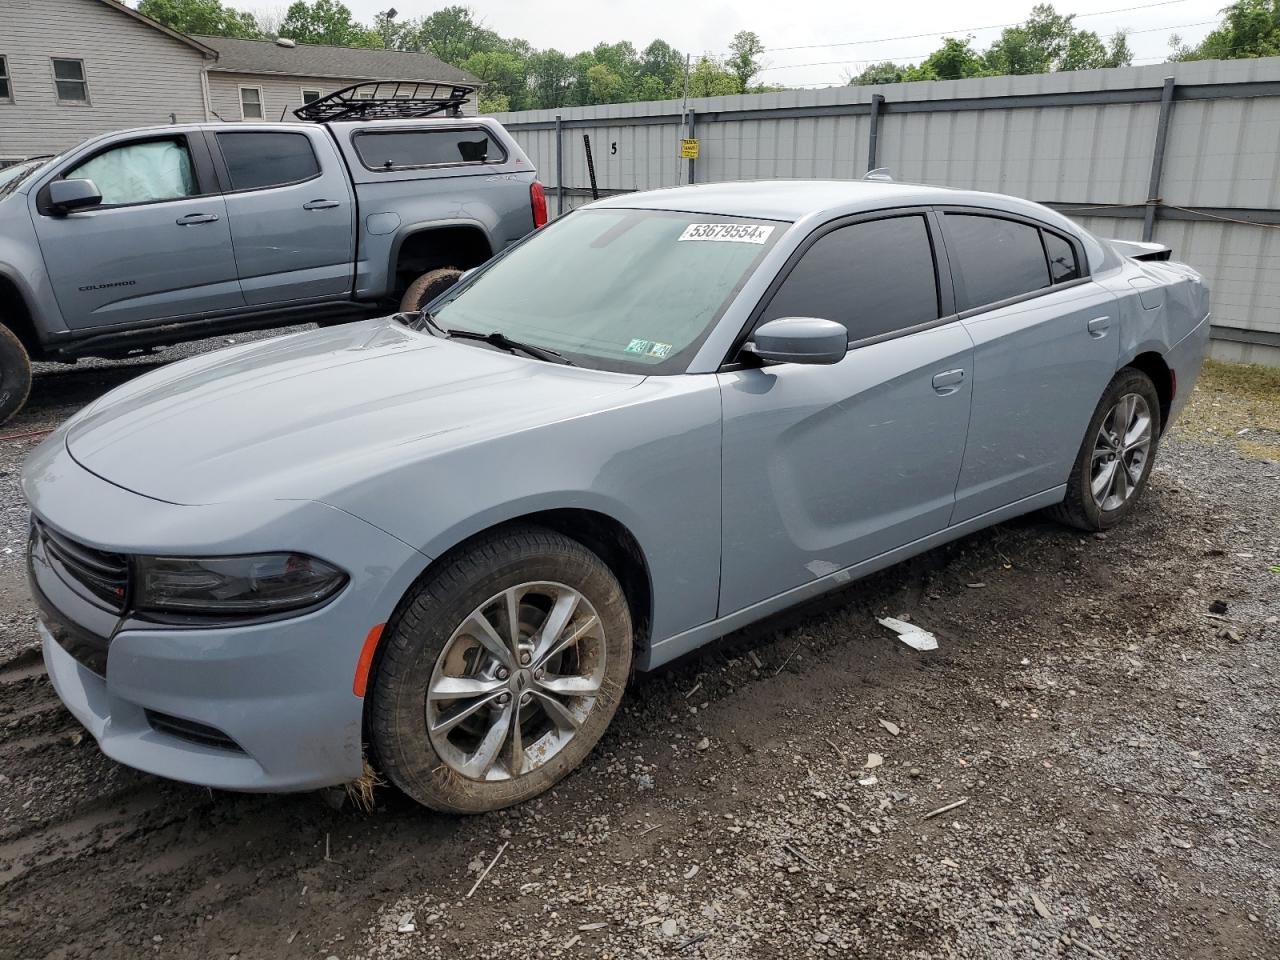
[192,35,477,86]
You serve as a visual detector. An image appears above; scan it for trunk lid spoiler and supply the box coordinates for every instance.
[1108,238,1172,262]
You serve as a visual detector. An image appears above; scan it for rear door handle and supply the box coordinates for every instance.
[1087,316,1112,337]
[932,368,965,394]
[175,213,219,225]
[303,199,341,210]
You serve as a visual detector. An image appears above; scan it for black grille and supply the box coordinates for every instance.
[145,710,244,752]
[36,521,129,612]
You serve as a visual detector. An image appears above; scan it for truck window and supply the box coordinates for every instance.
[65,138,197,206]
[216,132,320,191]
[353,129,506,170]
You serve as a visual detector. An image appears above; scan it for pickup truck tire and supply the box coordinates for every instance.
[0,324,32,427]
[399,267,463,314]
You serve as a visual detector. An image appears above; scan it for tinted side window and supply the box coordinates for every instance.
[761,216,939,342]
[946,214,1050,310]
[216,132,320,190]
[354,129,504,170]
[1043,230,1080,283]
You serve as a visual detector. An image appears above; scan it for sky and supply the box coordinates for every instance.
[332,0,1228,87]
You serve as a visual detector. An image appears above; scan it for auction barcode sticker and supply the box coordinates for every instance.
[678,223,774,244]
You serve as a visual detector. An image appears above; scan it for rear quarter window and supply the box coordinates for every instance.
[354,129,506,170]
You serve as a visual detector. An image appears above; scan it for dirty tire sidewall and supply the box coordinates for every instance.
[0,325,33,427]
[368,526,632,814]
[398,267,463,314]
[1051,367,1162,531]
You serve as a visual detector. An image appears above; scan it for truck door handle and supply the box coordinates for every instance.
[303,199,340,210]
[1087,316,1112,337]
[932,368,965,394]
[175,213,219,225]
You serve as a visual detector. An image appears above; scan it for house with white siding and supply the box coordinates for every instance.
[0,0,477,163]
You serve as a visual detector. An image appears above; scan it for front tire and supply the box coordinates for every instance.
[0,324,33,427]
[1051,367,1162,531]
[368,526,632,813]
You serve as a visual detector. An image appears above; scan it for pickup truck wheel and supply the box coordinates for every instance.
[399,267,463,314]
[0,325,33,427]
[368,526,632,813]
[1050,368,1162,531]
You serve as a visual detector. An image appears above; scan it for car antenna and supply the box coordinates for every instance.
[864,167,894,182]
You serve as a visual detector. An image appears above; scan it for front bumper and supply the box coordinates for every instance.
[25,438,428,792]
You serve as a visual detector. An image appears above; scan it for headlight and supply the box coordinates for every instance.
[134,553,347,616]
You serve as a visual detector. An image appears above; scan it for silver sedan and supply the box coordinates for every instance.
[23,180,1210,812]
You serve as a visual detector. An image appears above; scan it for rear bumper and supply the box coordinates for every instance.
[1166,312,1211,430]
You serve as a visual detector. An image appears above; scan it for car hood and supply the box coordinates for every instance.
[65,318,644,506]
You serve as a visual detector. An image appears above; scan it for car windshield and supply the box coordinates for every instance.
[0,157,54,198]
[430,208,785,373]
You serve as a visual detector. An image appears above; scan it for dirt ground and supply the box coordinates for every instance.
[0,345,1276,960]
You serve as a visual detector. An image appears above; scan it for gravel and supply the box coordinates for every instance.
[0,354,1275,960]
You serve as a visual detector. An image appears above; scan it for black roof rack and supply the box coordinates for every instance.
[294,80,475,122]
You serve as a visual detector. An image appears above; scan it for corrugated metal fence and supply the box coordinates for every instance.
[494,57,1280,365]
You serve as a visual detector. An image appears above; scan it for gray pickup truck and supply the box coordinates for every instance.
[0,87,544,423]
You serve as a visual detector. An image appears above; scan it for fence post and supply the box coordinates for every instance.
[554,114,564,215]
[867,94,885,174]
[1143,77,1175,242]
[686,109,697,185]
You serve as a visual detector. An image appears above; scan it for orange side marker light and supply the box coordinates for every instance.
[353,623,385,697]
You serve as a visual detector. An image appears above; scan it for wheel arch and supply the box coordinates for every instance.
[1126,350,1173,434]
[370,506,654,688]
[0,270,44,359]
[388,220,494,300]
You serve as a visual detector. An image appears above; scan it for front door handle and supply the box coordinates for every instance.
[932,368,965,394]
[175,213,219,225]
[303,199,341,210]
[1087,316,1112,338]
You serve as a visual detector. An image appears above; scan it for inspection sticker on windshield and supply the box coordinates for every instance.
[678,223,774,244]
[625,338,673,358]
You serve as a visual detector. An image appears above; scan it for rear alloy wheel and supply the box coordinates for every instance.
[398,267,463,314]
[0,324,33,427]
[368,527,632,813]
[1051,368,1162,531]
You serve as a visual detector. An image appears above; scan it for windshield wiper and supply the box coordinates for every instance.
[414,310,572,365]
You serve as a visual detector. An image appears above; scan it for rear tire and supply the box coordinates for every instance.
[0,324,33,427]
[398,267,463,314]
[1050,367,1162,531]
[368,526,632,814]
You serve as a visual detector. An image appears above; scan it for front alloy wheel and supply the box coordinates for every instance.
[368,527,632,813]
[427,582,607,781]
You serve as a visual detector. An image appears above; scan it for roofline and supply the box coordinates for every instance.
[205,65,483,86]
[92,0,218,59]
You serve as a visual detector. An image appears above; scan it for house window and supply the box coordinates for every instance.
[239,85,263,120]
[301,88,321,105]
[0,56,12,103]
[51,58,88,104]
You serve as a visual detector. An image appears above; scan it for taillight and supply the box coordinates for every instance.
[530,180,548,228]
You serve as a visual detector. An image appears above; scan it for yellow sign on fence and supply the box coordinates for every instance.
[680,138,699,160]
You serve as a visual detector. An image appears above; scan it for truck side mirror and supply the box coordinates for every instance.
[48,178,103,215]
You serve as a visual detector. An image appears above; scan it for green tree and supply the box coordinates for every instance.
[279,0,378,47]
[910,36,990,80]
[138,0,261,38]
[686,57,740,97]
[850,61,910,85]
[1173,0,1280,60]
[527,49,575,108]
[401,6,502,61]
[461,50,529,110]
[727,30,766,90]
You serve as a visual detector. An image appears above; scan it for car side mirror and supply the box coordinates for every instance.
[48,178,102,214]
[742,317,849,366]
